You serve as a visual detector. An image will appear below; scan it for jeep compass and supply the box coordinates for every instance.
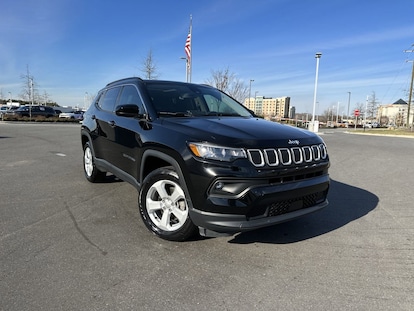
[81,78,330,241]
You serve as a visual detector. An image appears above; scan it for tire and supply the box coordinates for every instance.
[83,141,106,182]
[139,167,197,241]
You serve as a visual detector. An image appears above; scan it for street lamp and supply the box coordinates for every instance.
[336,102,340,125]
[254,91,259,115]
[84,92,88,109]
[249,79,254,106]
[311,52,322,132]
[404,44,414,128]
[347,91,351,120]
[30,78,34,120]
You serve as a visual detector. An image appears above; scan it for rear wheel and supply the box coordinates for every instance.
[83,141,106,182]
[139,167,197,241]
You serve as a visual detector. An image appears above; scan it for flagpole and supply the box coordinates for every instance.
[188,15,192,83]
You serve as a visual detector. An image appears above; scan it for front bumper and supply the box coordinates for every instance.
[189,174,329,235]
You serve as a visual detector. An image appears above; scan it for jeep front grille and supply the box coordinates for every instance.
[246,144,327,167]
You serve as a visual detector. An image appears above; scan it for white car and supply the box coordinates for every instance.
[1,106,9,117]
[59,110,84,120]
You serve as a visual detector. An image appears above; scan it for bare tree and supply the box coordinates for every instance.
[354,102,366,115]
[41,90,54,106]
[321,108,331,123]
[367,91,379,120]
[140,48,159,80]
[20,65,38,104]
[205,67,249,103]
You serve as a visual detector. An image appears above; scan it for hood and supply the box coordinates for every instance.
[160,116,323,148]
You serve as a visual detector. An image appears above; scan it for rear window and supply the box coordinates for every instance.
[98,87,120,112]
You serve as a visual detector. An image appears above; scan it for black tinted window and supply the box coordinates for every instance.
[98,87,120,112]
[145,82,251,117]
[118,85,143,111]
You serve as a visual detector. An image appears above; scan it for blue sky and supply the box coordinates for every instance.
[1,0,414,114]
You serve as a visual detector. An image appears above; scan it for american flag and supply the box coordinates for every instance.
[184,32,191,60]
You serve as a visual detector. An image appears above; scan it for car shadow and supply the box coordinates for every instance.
[96,174,124,184]
[228,179,378,244]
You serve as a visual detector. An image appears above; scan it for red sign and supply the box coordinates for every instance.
[354,109,360,116]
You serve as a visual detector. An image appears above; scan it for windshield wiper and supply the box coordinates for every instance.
[158,111,193,117]
[205,112,241,117]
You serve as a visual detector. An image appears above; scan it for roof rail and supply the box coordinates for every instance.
[106,77,143,87]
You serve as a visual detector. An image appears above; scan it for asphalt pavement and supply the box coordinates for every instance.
[0,122,413,311]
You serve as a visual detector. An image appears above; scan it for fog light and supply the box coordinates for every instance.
[214,182,224,190]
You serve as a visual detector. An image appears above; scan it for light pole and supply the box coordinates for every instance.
[84,92,88,110]
[249,79,254,106]
[254,91,259,115]
[407,60,414,129]
[404,44,414,129]
[30,78,34,120]
[347,91,351,122]
[336,102,340,125]
[311,52,322,132]
[364,95,368,129]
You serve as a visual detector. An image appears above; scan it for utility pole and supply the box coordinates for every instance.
[30,78,34,120]
[364,95,368,131]
[407,61,414,129]
[249,79,254,107]
[336,102,340,125]
[404,45,414,129]
[311,52,322,132]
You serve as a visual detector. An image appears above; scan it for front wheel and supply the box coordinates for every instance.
[139,167,197,241]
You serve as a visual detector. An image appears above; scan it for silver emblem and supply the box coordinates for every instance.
[288,139,300,145]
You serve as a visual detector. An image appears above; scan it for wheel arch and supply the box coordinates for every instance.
[141,150,194,208]
[80,130,100,169]
[81,129,93,151]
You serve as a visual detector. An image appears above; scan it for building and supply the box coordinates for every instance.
[289,106,296,119]
[244,96,290,119]
[377,99,413,126]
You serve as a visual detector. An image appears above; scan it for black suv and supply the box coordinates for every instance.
[6,105,56,118]
[81,78,330,241]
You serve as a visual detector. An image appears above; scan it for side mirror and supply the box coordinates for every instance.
[248,109,258,117]
[115,104,140,118]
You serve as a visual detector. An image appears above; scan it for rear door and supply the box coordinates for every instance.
[111,84,146,179]
[93,86,121,164]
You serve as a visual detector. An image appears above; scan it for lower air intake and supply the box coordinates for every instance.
[267,191,326,217]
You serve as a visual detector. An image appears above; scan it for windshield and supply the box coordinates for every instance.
[145,82,252,117]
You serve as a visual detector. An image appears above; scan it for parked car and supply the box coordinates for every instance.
[59,110,84,120]
[81,78,330,241]
[6,105,56,118]
[0,105,9,117]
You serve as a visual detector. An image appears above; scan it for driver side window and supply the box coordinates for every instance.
[118,85,144,112]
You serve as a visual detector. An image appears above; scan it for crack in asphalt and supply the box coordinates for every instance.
[64,202,108,256]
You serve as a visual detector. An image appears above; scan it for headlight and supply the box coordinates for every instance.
[188,142,247,162]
